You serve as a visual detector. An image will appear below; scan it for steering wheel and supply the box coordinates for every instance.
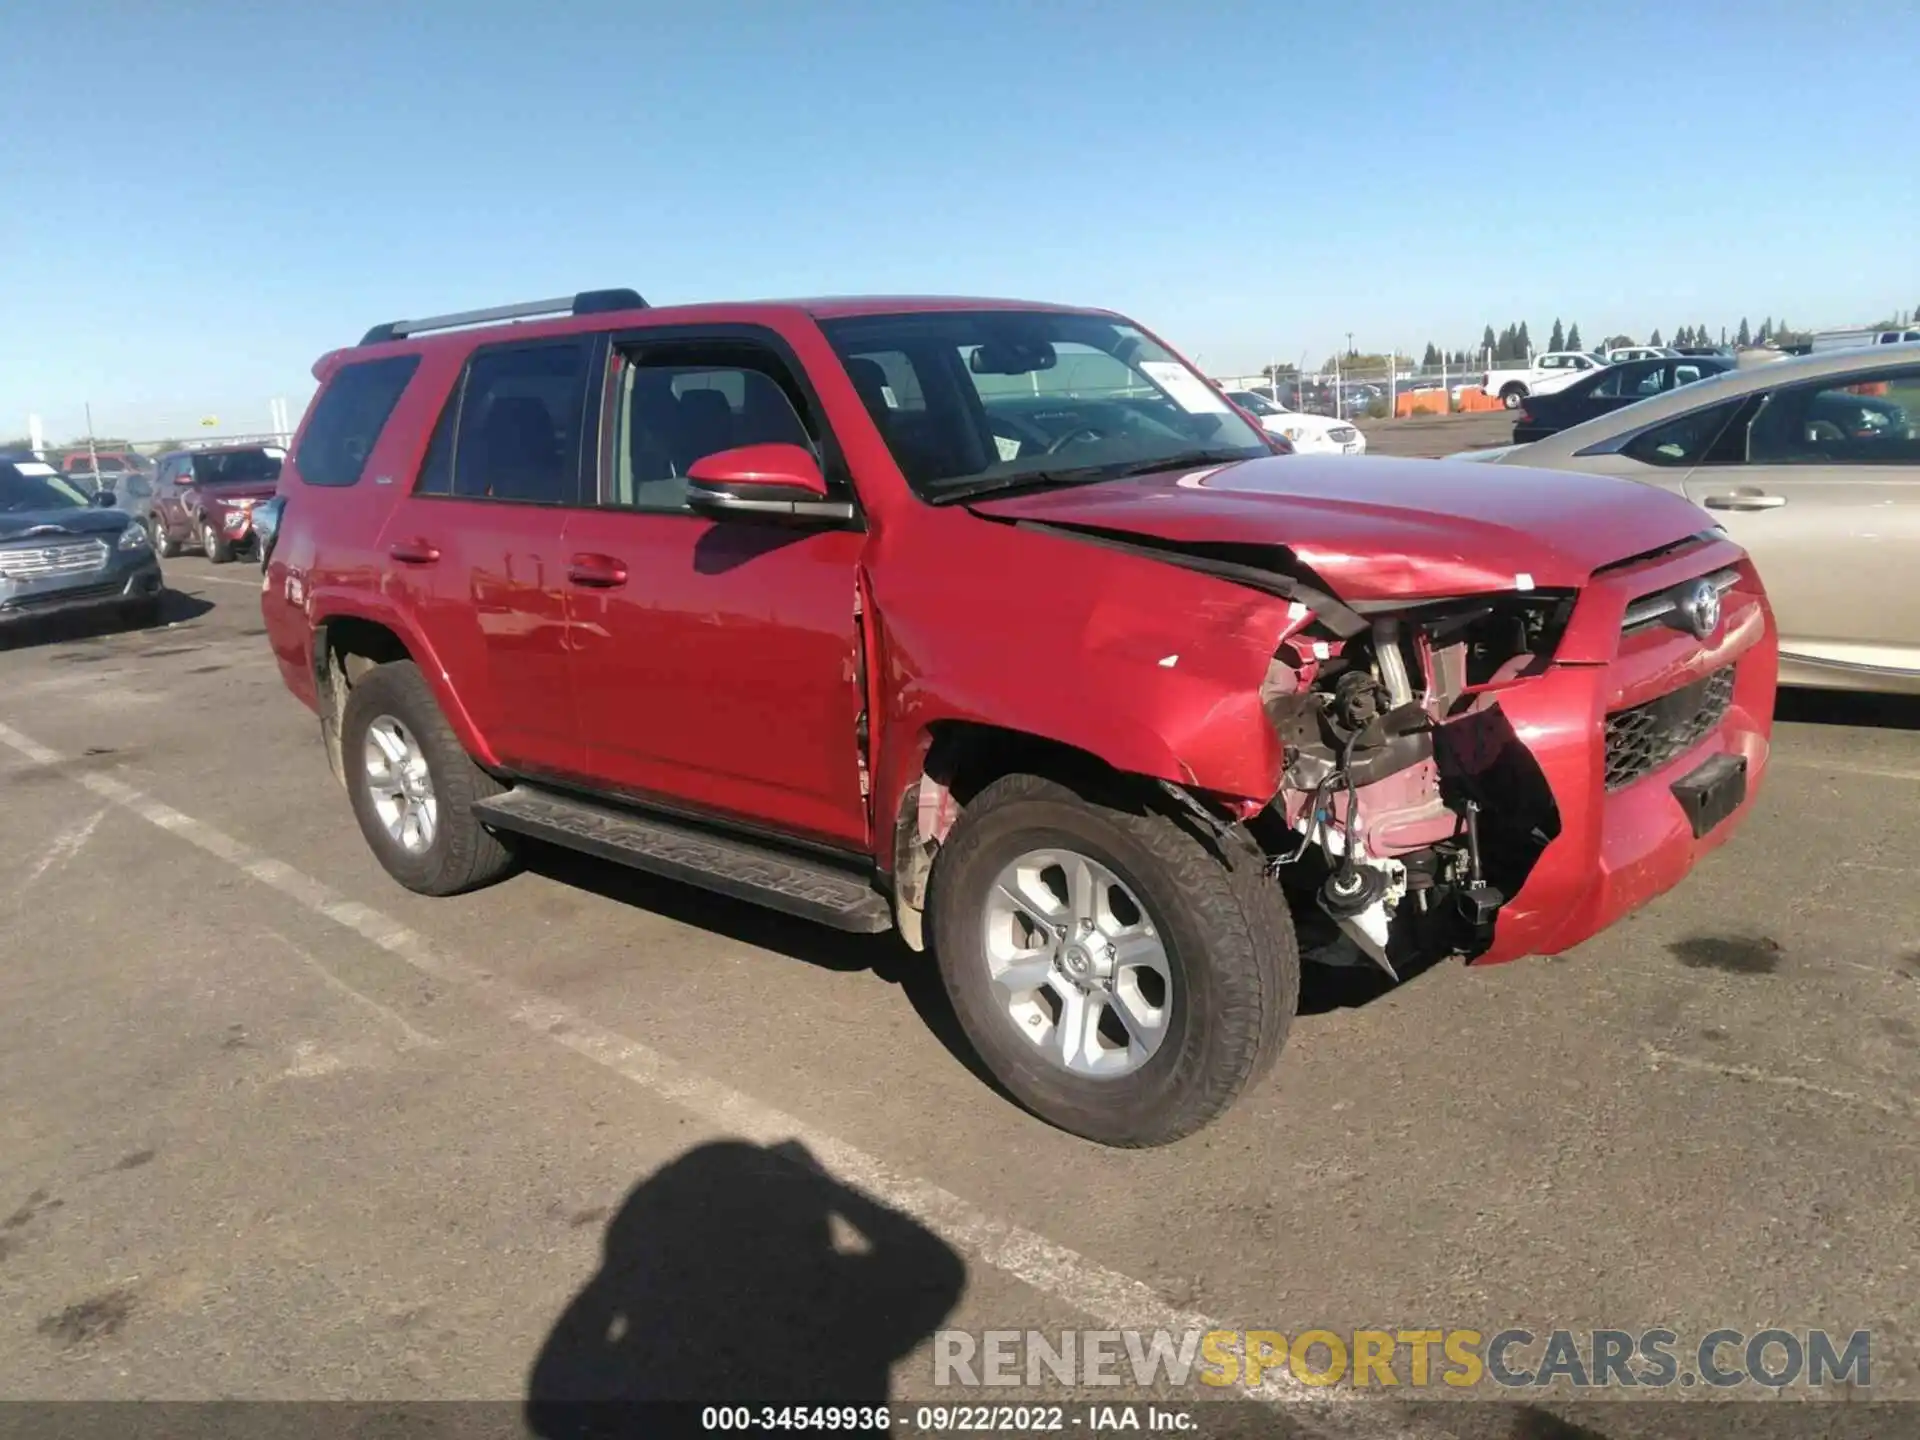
[1045,425,1105,455]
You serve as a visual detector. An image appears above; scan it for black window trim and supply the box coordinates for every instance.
[589,321,866,529]
[294,352,422,489]
[408,335,598,508]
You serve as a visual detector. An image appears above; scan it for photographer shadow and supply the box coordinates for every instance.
[526,1138,966,1437]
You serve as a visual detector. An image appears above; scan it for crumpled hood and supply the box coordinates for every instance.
[0,507,128,543]
[967,453,1712,601]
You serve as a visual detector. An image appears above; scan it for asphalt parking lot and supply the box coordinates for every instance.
[3,463,1917,1431]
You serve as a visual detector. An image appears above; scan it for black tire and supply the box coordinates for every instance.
[148,518,177,559]
[928,773,1298,1147]
[202,520,235,564]
[1500,385,1526,410]
[340,660,516,896]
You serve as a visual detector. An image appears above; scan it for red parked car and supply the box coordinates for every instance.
[142,444,284,562]
[260,288,1777,1146]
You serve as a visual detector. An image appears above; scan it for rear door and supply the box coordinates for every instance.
[1679,363,1920,675]
[381,337,596,778]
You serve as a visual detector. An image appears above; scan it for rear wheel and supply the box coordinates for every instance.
[147,519,176,558]
[341,660,516,896]
[1500,385,1527,410]
[928,774,1298,1147]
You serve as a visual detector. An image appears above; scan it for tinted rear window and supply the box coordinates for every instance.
[191,449,284,485]
[296,354,421,487]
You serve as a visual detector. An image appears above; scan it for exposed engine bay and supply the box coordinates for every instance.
[1253,593,1571,976]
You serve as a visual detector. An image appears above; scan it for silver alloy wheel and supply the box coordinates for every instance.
[202,521,218,554]
[363,715,438,856]
[983,848,1173,1078]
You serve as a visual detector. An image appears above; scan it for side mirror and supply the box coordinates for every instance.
[93,490,118,508]
[685,444,852,523]
[173,471,193,484]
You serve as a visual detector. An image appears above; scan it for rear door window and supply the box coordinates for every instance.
[1620,399,1746,467]
[450,340,591,504]
[296,354,421,487]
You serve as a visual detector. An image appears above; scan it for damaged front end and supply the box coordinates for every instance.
[1252,592,1569,977]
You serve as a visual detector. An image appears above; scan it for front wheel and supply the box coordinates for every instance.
[201,520,235,564]
[340,660,516,896]
[928,774,1298,1147]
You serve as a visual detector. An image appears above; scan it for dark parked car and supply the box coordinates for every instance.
[0,453,164,630]
[1513,355,1734,443]
[137,444,285,561]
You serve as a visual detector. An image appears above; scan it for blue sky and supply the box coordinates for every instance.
[3,0,1915,441]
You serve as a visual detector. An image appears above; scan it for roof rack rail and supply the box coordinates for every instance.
[358,288,647,346]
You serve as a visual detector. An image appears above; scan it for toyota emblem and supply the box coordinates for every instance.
[1679,578,1722,640]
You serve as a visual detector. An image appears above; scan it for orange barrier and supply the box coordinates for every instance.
[1392,386,1504,417]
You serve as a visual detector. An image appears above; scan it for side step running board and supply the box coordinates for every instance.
[472,786,894,934]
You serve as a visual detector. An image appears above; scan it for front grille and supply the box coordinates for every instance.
[1604,666,1736,790]
[1622,566,1741,634]
[0,538,111,580]
[1327,426,1358,443]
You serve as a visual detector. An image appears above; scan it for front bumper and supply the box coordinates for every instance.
[1463,544,1778,963]
[0,554,164,624]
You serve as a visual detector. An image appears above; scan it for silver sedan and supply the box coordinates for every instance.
[1459,344,1920,695]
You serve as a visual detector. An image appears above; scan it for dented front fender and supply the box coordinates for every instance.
[866,508,1308,816]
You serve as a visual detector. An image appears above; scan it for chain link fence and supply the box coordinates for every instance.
[1213,354,1506,420]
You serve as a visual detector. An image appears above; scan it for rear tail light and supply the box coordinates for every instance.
[1518,408,1532,423]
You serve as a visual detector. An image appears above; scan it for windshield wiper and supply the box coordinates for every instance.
[930,449,1255,508]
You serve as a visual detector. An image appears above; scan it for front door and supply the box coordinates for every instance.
[1681,364,1920,675]
[559,337,871,849]
[379,337,594,777]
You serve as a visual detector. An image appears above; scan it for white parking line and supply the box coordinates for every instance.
[1642,1044,1914,1117]
[176,572,262,589]
[18,806,106,891]
[0,716,1434,1426]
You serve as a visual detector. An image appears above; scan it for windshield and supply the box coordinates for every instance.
[1227,391,1282,416]
[0,464,90,512]
[819,310,1272,502]
[191,448,284,485]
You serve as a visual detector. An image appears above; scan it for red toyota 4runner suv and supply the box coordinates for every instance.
[261,289,1777,1146]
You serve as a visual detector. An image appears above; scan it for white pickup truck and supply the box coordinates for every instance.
[1480,350,1607,409]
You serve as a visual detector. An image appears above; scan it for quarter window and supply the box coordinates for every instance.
[450,340,590,504]
[296,355,420,487]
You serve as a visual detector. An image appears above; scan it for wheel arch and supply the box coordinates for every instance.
[883,718,1242,952]
[310,603,497,785]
